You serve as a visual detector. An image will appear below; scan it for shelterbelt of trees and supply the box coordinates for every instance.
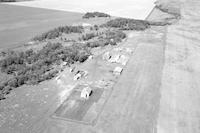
[102,18,171,30]
[0,16,171,100]
[0,43,90,100]
[32,26,84,42]
[103,18,150,30]
[82,12,111,19]
[0,26,126,100]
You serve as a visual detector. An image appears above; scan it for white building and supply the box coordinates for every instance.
[109,54,120,63]
[82,23,92,27]
[118,55,129,66]
[102,52,111,61]
[73,70,88,80]
[81,87,92,100]
[113,67,123,75]
[74,73,82,80]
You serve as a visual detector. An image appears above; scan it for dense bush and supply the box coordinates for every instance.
[82,33,96,41]
[105,30,126,42]
[0,20,129,100]
[32,26,84,41]
[86,39,108,48]
[0,42,91,99]
[83,12,111,19]
[155,5,181,18]
[87,30,126,48]
[103,18,150,30]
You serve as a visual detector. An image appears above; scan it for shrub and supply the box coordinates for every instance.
[86,30,126,48]
[0,93,5,100]
[2,86,12,95]
[82,33,96,41]
[77,52,90,62]
[7,78,18,88]
[16,75,27,86]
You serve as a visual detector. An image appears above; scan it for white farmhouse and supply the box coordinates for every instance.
[73,70,88,80]
[118,55,129,65]
[82,23,92,27]
[81,87,92,100]
[74,73,82,80]
[102,52,111,61]
[109,54,120,63]
[113,67,123,75]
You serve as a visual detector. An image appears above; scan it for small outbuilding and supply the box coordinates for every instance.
[113,67,123,75]
[102,52,111,61]
[82,23,92,27]
[73,70,88,80]
[118,55,129,66]
[114,47,123,52]
[125,48,133,54]
[70,66,75,73]
[88,55,93,60]
[109,54,120,63]
[74,73,82,80]
[81,87,92,100]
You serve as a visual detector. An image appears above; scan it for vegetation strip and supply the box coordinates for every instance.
[82,12,111,19]
[0,25,126,100]
[0,10,177,100]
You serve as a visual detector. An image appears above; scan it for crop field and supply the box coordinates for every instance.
[6,0,155,19]
[0,4,83,49]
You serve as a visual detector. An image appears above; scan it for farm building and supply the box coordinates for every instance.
[102,52,111,61]
[114,47,123,52]
[109,54,120,63]
[113,67,123,75]
[70,66,75,73]
[125,48,133,54]
[82,23,92,27]
[118,55,129,65]
[88,55,93,60]
[74,73,82,80]
[73,70,88,80]
[81,87,92,100]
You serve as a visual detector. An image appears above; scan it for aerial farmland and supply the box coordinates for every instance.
[0,0,200,133]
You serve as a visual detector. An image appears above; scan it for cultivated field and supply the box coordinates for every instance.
[5,0,155,19]
[2,0,199,133]
[0,4,84,49]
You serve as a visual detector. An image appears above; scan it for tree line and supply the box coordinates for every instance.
[0,43,90,100]
[32,26,84,41]
[83,12,111,19]
[102,18,151,30]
